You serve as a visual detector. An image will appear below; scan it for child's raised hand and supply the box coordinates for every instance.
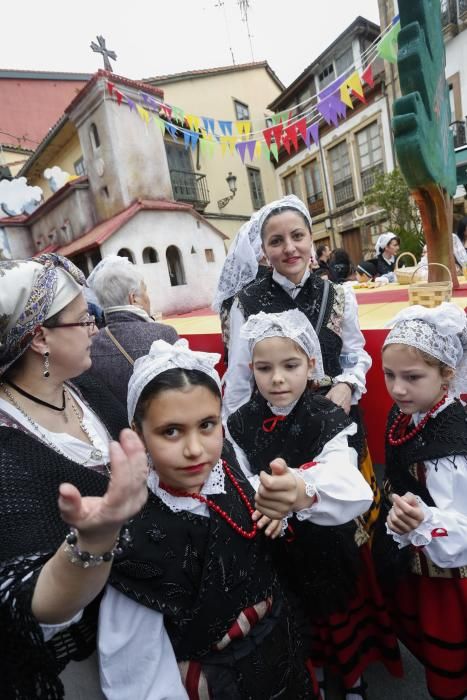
[254,458,297,519]
[252,511,283,539]
[386,492,424,535]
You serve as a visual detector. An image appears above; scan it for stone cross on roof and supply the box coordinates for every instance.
[90,35,117,72]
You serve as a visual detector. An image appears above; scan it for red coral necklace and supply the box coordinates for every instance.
[388,394,447,446]
[160,460,258,540]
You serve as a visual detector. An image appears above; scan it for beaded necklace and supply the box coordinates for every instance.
[387,394,448,447]
[0,382,111,473]
[161,460,258,539]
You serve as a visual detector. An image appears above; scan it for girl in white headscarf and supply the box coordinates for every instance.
[99,338,323,699]
[226,310,401,699]
[373,232,400,278]
[375,302,467,700]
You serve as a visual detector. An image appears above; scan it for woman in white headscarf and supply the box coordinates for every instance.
[373,232,400,277]
[0,254,166,699]
[220,195,380,536]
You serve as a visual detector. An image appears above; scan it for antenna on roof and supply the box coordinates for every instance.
[214,1,236,65]
[238,0,254,62]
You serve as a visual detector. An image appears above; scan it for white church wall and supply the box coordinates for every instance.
[100,209,226,315]
[30,187,96,252]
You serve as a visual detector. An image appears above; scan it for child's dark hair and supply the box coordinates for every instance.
[260,206,311,240]
[133,368,221,429]
[329,248,354,283]
[456,216,467,244]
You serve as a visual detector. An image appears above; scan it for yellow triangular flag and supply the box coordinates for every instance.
[254,141,262,159]
[339,82,354,109]
[347,71,365,100]
[136,105,150,124]
[186,114,201,132]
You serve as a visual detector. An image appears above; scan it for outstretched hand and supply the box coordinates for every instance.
[58,429,148,545]
[254,458,297,520]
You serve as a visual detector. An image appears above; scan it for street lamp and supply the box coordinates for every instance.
[217,172,238,209]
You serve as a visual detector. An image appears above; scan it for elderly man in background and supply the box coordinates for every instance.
[87,256,178,405]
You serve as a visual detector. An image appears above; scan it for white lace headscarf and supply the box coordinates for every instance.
[212,195,313,312]
[375,232,399,256]
[240,309,325,381]
[383,303,467,397]
[127,338,221,423]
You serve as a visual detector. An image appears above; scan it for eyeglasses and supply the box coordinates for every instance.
[52,315,96,331]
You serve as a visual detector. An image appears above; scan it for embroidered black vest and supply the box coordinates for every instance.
[227,392,360,617]
[110,442,279,660]
[227,391,352,473]
[237,271,344,378]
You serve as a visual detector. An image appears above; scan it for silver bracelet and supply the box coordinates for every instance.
[64,526,131,568]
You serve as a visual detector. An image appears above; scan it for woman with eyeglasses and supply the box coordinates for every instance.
[0,254,187,699]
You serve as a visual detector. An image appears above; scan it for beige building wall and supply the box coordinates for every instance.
[28,132,83,198]
[154,66,283,245]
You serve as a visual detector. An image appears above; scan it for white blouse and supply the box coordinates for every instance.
[387,399,467,569]
[222,269,372,419]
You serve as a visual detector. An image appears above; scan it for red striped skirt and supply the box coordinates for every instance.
[388,574,467,700]
[310,543,403,688]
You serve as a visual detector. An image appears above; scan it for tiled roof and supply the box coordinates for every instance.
[56,198,227,257]
[144,61,284,90]
[65,70,164,115]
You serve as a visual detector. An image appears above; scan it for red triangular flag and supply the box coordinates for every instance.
[361,64,374,89]
[262,126,274,148]
[115,89,123,106]
[295,117,307,144]
[285,123,299,151]
[107,81,115,96]
[281,131,291,154]
[271,124,284,146]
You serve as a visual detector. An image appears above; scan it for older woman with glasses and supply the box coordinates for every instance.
[0,255,188,699]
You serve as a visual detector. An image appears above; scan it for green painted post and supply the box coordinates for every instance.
[393,0,459,287]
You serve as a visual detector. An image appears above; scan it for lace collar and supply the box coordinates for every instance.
[412,396,454,426]
[267,397,300,416]
[147,459,226,512]
[272,268,310,292]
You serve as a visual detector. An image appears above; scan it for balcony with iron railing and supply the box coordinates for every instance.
[334,177,355,207]
[450,120,467,148]
[307,192,326,216]
[361,162,384,195]
[169,169,210,211]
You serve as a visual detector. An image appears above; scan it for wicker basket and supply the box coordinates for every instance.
[394,252,418,284]
[408,263,452,308]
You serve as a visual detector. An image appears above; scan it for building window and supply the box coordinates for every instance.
[356,122,384,194]
[90,123,100,150]
[234,100,250,121]
[247,167,265,209]
[117,248,135,263]
[335,46,354,76]
[166,245,186,286]
[318,63,335,89]
[205,248,215,262]
[142,247,159,263]
[303,160,325,215]
[329,141,354,206]
[283,171,302,198]
[74,157,86,176]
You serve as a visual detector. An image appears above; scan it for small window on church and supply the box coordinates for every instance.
[204,249,215,262]
[143,247,159,263]
[90,123,101,150]
[117,248,135,263]
[191,246,197,254]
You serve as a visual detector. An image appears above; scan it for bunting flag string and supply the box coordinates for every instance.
[105,16,400,162]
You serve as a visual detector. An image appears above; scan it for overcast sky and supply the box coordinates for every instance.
[2,0,382,87]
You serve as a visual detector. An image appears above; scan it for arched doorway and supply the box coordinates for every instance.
[166,246,186,286]
[117,248,135,263]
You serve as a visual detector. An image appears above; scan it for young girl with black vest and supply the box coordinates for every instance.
[98,338,323,699]
[226,309,402,700]
[375,302,467,700]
